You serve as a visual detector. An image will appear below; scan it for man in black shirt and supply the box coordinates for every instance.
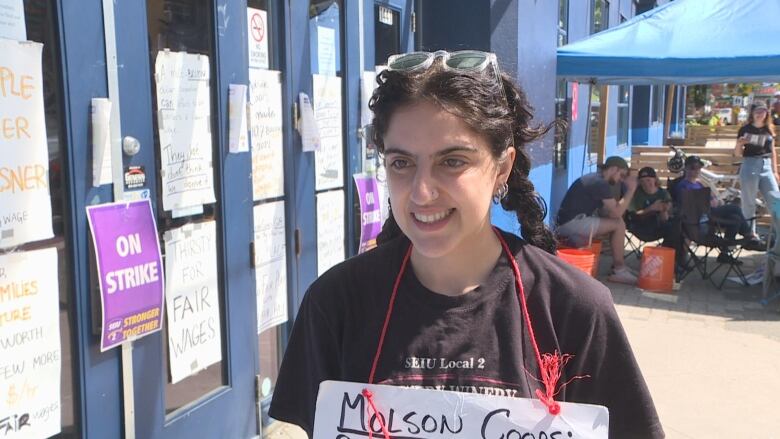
[556,156,637,284]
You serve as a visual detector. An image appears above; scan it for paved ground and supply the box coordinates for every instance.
[605,248,780,439]
[265,248,780,439]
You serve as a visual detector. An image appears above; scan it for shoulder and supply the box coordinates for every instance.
[305,238,409,310]
[658,187,671,198]
[738,124,748,135]
[503,232,615,316]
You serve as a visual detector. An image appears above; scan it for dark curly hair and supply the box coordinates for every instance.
[369,60,558,254]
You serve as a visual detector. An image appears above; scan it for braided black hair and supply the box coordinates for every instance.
[370,61,558,254]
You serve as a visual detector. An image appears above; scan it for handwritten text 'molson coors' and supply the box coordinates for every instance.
[334,392,576,439]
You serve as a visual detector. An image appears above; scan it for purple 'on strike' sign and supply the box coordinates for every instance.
[87,200,164,351]
[354,174,382,254]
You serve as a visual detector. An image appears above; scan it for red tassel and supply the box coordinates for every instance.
[363,389,392,439]
[533,351,589,415]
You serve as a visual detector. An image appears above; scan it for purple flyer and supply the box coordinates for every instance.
[354,174,383,254]
[86,199,164,351]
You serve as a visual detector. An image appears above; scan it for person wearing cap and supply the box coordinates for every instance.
[671,155,764,261]
[629,167,672,223]
[556,156,638,284]
[735,100,780,235]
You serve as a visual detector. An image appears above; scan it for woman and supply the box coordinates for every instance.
[269,51,663,438]
[735,101,780,234]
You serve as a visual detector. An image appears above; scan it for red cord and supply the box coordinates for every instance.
[368,244,413,384]
[494,227,570,415]
[367,231,572,421]
[362,388,392,439]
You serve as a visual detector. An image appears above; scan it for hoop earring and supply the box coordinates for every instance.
[493,182,509,203]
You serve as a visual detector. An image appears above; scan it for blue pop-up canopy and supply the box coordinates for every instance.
[557,0,780,85]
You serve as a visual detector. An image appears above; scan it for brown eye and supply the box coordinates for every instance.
[390,158,411,170]
[443,158,465,168]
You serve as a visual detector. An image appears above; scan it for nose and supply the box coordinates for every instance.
[409,167,439,205]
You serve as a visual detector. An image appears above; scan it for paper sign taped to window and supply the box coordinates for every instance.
[0,39,54,249]
[314,381,609,439]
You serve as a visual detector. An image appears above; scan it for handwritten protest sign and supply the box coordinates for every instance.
[249,69,285,200]
[0,39,54,249]
[0,0,25,40]
[87,200,165,351]
[0,248,61,439]
[315,381,609,439]
[253,201,288,333]
[154,50,216,212]
[313,74,344,191]
[164,221,222,383]
[316,190,344,275]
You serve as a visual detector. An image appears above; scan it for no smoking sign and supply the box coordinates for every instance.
[250,12,265,42]
[248,7,269,69]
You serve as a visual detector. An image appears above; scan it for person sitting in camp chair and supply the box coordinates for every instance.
[628,166,673,231]
[626,167,681,259]
[670,156,765,264]
[556,156,637,284]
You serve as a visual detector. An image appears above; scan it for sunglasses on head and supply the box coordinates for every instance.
[386,50,508,104]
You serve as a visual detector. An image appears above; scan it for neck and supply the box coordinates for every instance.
[410,223,503,296]
[753,120,766,128]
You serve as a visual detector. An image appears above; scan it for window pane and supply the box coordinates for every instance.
[248,0,285,403]
[375,5,400,66]
[146,0,229,415]
[617,85,629,147]
[310,0,343,77]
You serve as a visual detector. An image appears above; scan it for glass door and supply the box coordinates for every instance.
[108,1,259,437]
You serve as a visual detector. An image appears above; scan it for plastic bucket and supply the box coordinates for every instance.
[638,246,675,293]
[558,248,597,276]
[558,240,601,277]
[584,240,602,276]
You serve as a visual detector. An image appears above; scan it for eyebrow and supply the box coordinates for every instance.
[383,145,480,157]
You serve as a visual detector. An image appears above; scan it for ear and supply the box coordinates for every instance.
[496,147,516,187]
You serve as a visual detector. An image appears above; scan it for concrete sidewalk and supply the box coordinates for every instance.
[605,249,780,438]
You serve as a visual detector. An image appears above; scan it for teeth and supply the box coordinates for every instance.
[414,209,453,223]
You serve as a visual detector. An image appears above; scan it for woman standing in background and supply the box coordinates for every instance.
[735,101,779,234]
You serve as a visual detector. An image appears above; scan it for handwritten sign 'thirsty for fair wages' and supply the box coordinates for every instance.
[314,381,609,439]
[154,50,216,212]
[164,221,223,383]
[0,39,54,249]
[0,248,62,439]
[86,200,165,351]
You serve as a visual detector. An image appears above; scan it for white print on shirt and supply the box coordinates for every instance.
[401,384,519,397]
[404,356,486,370]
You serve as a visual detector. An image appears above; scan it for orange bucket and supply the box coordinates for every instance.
[584,240,602,276]
[638,246,675,293]
[558,248,597,276]
[558,240,601,277]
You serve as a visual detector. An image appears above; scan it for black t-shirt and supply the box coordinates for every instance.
[269,232,664,438]
[556,172,613,225]
[738,124,774,157]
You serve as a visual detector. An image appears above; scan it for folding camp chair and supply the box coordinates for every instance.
[624,212,665,260]
[677,188,749,289]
